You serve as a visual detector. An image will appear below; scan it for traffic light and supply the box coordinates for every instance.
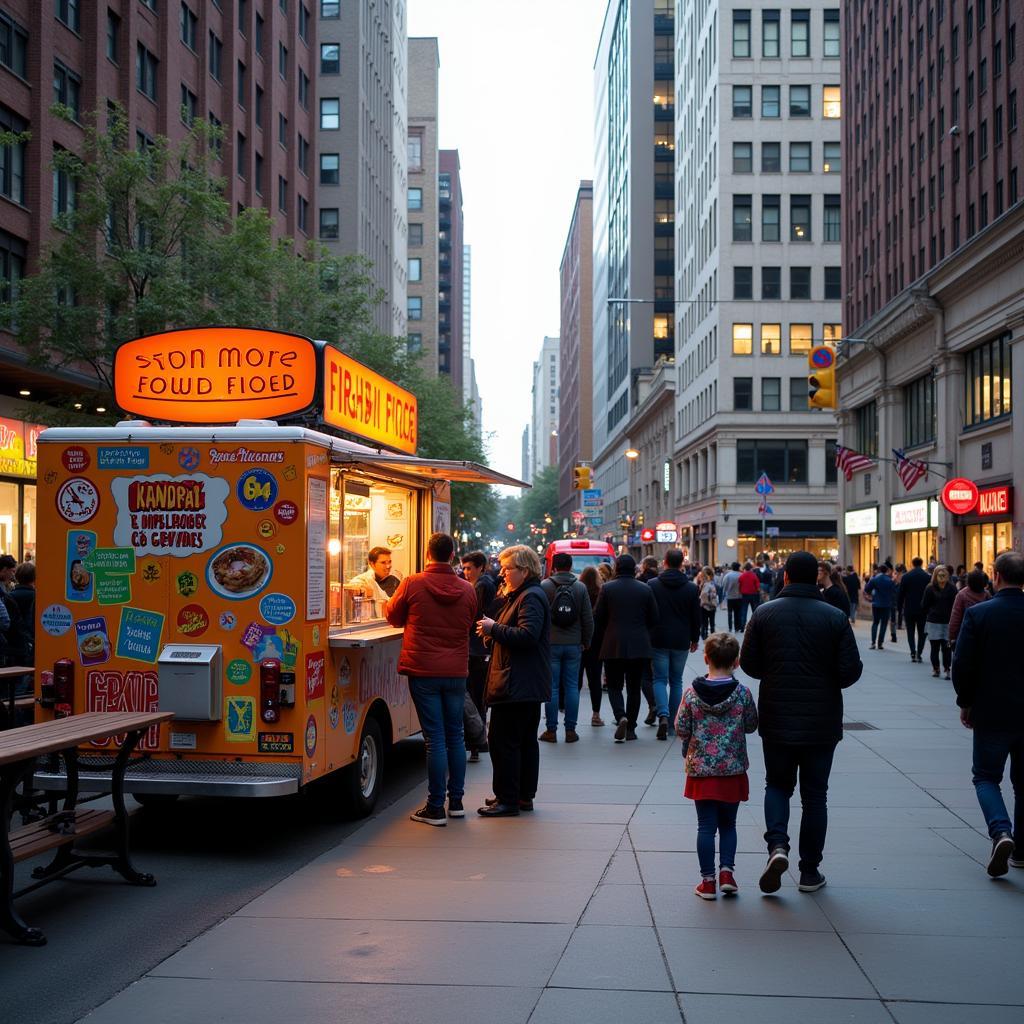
[572,465,592,490]
[807,345,836,409]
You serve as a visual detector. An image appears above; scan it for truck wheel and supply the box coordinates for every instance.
[340,717,383,817]
[133,793,180,809]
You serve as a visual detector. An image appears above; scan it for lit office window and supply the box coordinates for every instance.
[823,86,841,118]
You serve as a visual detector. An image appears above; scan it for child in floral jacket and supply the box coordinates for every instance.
[675,632,758,899]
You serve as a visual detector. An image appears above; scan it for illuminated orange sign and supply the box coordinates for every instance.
[322,347,417,454]
[114,328,317,424]
[0,417,43,478]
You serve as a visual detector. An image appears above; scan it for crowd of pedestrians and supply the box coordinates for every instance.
[384,533,1021,898]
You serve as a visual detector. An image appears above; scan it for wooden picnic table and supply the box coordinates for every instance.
[1,710,174,946]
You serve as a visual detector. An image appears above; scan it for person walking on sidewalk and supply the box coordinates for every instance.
[738,561,761,629]
[677,632,759,900]
[385,532,479,826]
[475,545,551,817]
[951,550,1024,877]
[648,549,701,740]
[922,565,957,678]
[722,562,742,632]
[740,550,863,895]
[948,568,990,648]
[842,566,861,624]
[897,557,931,663]
[539,552,594,744]
[864,564,896,650]
[577,566,606,726]
[818,562,851,618]
[460,550,497,763]
[698,566,719,638]
[592,554,659,743]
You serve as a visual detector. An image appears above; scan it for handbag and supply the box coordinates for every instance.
[463,690,486,747]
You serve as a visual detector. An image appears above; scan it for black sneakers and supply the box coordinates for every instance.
[759,847,789,893]
[410,803,447,827]
[987,833,1015,877]
[798,870,827,892]
[447,798,465,818]
[614,718,628,743]
[644,708,657,726]
[656,715,669,741]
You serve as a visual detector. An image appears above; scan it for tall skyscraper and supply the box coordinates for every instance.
[558,182,595,528]
[407,37,439,369]
[463,243,482,437]
[835,1,1023,573]
[532,336,560,479]
[592,0,676,540]
[316,0,407,336]
[439,149,464,391]
[673,3,842,565]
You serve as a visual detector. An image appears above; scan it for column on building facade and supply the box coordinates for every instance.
[808,436,826,487]
[933,344,966,568]
[1013,334,1024,553]
[834,408,854,565]
[876,385,900,564]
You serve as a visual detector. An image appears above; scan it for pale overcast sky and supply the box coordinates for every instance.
[407,0,607,481]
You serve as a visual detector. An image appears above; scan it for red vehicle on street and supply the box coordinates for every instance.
[543,539,615,578]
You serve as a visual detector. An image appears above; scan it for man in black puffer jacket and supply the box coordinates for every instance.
[740,550,862,896]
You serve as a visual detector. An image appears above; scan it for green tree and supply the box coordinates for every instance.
[510,465,559,547]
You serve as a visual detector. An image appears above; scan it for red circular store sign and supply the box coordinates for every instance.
[941,477,979,515]
[61,446,90,473]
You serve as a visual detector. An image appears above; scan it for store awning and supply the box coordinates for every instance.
[332,448,529,488]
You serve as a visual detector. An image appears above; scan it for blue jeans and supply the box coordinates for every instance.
[546,644,582,731]
[651,647,687,723]
[695,799,739,876]
[409,676,467,808]
[763,741,836,873]
[972,729,1023,840]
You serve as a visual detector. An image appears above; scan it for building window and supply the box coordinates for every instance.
[236,132,247,177]
[407,333,422,356]
[733,195,752,240]
[823,141,841,173]
[762,142,781,172]
[320,43,339,73]
[0,231,25,326]
[790,376,809,411]
[824,265,841,299]
[733,141,753,172]
[732,10,751,57]
[732,323,753,355]
[761,323,782,355]
[319,153,339,185]
[277,176,287,212]
[408,296,423,321]
[180,3,198,50]
[106,10,120,63]
[409,222,423,246]
[239,0,248,33]
[790,195,811,240]
[964,332,1012,427]
[321,0,340,16]
[762,194,781,241]
[255,13,264,54]
[855,401,879,456]
[238,61,247,106]
[279,42,288,79]
[316,209,341,243]
[763,9,780,57]
[180,84,197,125]
[904,373,937,447]
[823,9,840,57]
[320,98,340,129]
[254,152,263,193]
[409,187,423,211]
[732,85,753,118]
[408,133,423,169]
[299,70,309,109]
[762,266,781,299]
[207,113,222,155]
[0,108,27,204]
[824,195,841,242]
[53,61,82,120]
[0,13,29,78]
[55,0,80,33]
[734,377,753,410]
[823,324,842,344]
[737,440,808,483]
[734,266,753,299]
[255,85,264,127]
[761,85,781,117]
[789,323,812,354]
[789,84,811,116]
[52,161,76,221]
[408,257,422,282]
[789,141,812,171]
[791,9,810,57]
[823,86,841,118]
[825,439,838,482]
[790,267,811,299]
[298,134,309,174]
[209,31,223,81]
[299,4,310,42]
[762,377,782,411]
[278,113,288,147]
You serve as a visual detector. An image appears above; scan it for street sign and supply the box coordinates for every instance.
[767,526,780,537]
[581,488,603,509]
[755,473,774,495]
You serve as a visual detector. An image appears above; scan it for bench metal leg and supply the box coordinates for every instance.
[31,749,81,882]
[1,760,46,946]
[109,729,155,886]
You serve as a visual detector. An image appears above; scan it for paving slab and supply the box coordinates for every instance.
[547,924,673,991]
[887,1002,1024,1024]
[580,884,654,926]
[679,993,893,1024]
[528,987,681,1023]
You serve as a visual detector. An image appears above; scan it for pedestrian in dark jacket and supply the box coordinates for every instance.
[577,566,605,726]
[841,566,861,622]
[951,550,1024,877]
[897,558,931,662]
[921,565,957,678]
[460,550,497,762]
[539,553,595,743]
[818,562,851,618]
[593,554,659,742]
[475,545,551,816]
[949,569,990,647]
[740,550,863,895]
[864,565,896,649]
[648,548,700,739]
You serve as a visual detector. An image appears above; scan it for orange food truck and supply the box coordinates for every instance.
[32,328,519,814]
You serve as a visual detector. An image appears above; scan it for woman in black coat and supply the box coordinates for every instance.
[476,545,551,816]
[921,565,957,678]
[818,562,851,619]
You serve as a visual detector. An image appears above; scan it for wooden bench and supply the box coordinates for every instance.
[1,710,174,946]
[0,666,33,729]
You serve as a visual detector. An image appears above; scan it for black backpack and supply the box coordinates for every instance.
[549,582,579,629]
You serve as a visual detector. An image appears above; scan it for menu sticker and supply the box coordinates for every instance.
[259,592,295,626]
[76,617,111,666]
[306,477,327,620]
[41,604,73,637]
[98,446,149,470]
[115,607,165,664]
[66,531,97,602]
[226,658,252,685]
[111,473,230,557]
[96,574,132,605]
[83,547,137,575]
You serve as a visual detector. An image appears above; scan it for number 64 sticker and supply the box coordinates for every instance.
[237,469,278,511]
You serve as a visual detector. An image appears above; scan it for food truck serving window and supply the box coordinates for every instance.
[328,470,415,628]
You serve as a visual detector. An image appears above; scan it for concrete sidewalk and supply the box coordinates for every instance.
[82,625,1024,1024]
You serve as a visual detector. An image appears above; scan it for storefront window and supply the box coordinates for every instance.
[894,528,937,567]
[965,522,1014,574]
[21,483,34,560]
[0,480,16,557]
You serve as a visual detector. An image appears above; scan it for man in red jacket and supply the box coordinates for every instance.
[385,532,478,826]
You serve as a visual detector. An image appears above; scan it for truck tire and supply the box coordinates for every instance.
[340,716,383,817]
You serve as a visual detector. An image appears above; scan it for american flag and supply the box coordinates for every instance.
[835,445,876,481]
[892,448,928,491]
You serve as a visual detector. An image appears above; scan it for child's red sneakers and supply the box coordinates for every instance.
[694,878,717,900]
[719,870,738,895]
